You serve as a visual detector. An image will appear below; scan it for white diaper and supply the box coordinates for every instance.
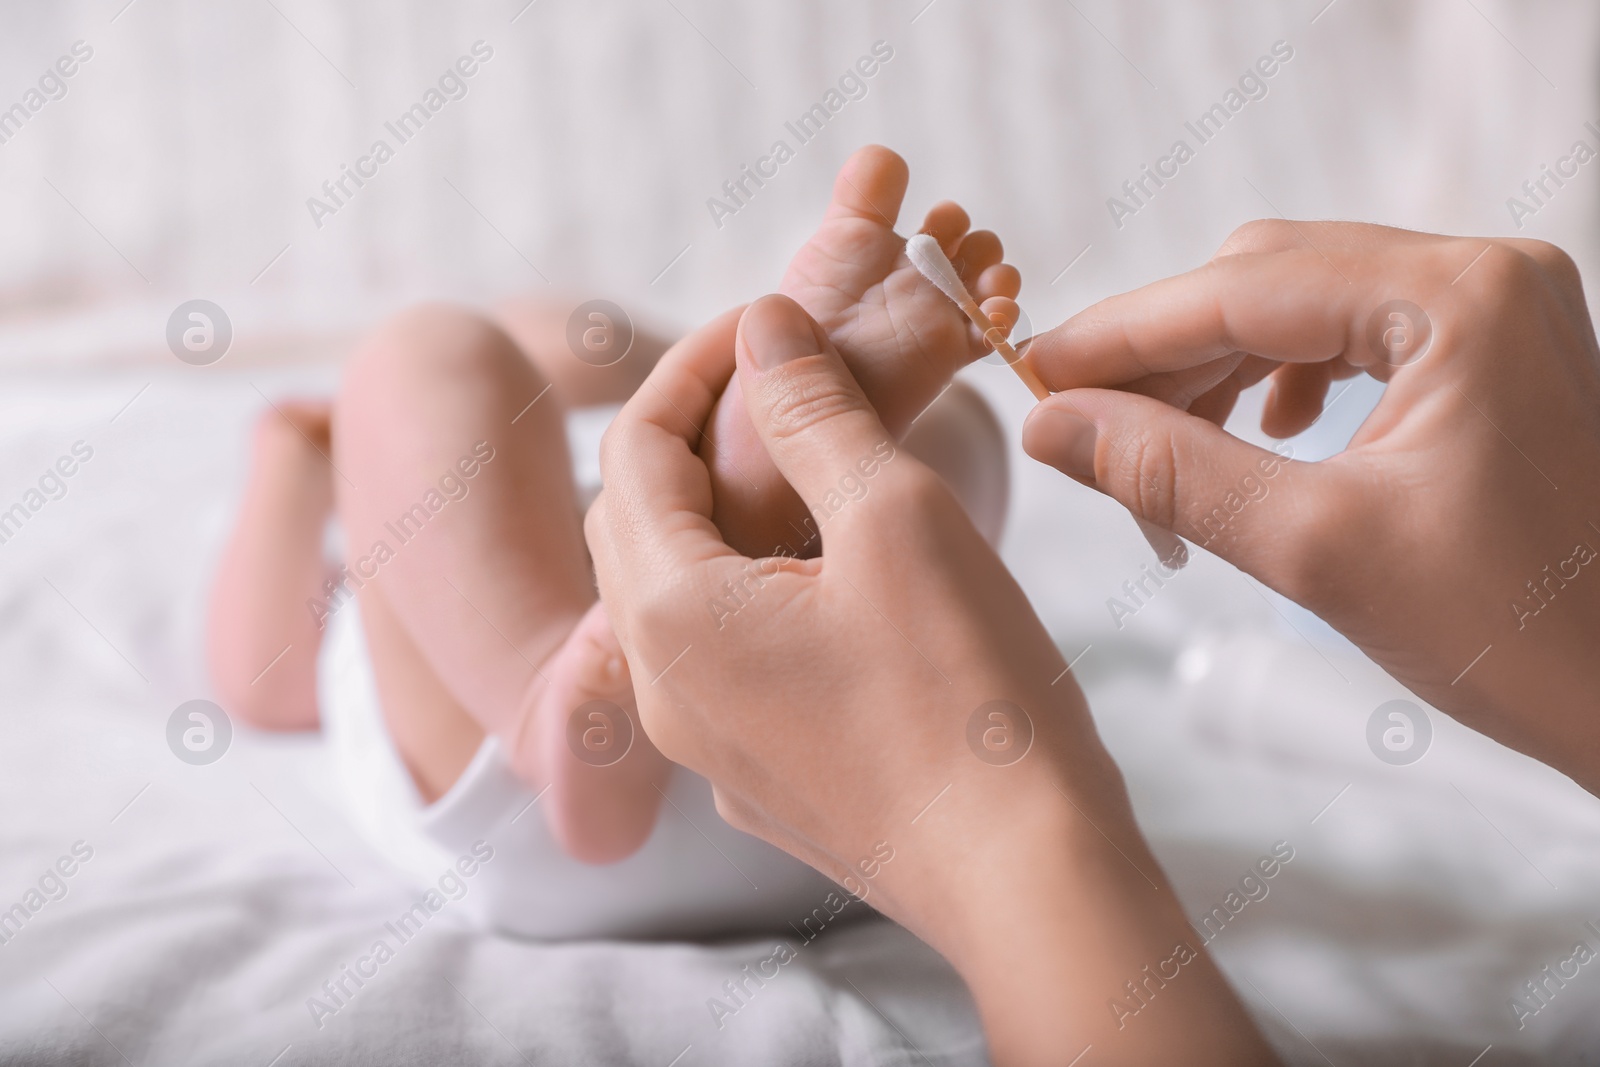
[317,602,840,940]
[315,410,839,942]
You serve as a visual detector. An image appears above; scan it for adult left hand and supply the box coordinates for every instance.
[584,294,1275,1067]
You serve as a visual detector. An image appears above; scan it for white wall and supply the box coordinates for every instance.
[0,0,1593,367]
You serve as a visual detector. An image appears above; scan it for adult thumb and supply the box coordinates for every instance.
[734,295,904,548]
[1023,388,1324,581]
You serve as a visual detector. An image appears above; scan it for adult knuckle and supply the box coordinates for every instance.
[634,565,699,638]
[1449,240,1594,354]
[760,369,867,444]
[1523,238,1572,271]
[581,492,607,547]
[1457,241,1545,311]
[1216,218,1295,258]
[1522,240,1585,302]
[595,419,659,498]
[572,623,630,698]
[595,418,635,477]
[581,497,611,580]
[1122,430,1180,531]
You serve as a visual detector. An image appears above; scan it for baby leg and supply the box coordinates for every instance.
[492,294,674,408]
[332,304,668,857]
[334,304,592,745]
[207,401,334,730]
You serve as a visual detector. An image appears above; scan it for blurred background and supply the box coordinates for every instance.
[1,2,1599,1064]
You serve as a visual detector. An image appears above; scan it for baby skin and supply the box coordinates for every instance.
[704,145,1021,556]
[207,145,1019,868]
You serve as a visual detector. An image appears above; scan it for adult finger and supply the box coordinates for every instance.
[733,295,907,552]
[1022,387,1337,586]
[1212,218,1440,259]
[590,305,747,599]
[1261,361,1334,439]
[1026,249,1370,390]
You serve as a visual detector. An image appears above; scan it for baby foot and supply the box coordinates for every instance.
[703,144,1022,557]
[514,600,674,865]
[208,398,337,731]
[256,396,334,463]
[245,397,337,527]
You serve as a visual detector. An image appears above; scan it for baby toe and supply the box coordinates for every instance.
[919,200,971,254]
[979,296,1021,335]
[975,263,1022,302]
[824,144,909,227]
[953,230,1004,284]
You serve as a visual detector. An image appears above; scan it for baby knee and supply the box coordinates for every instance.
[343,302,535,396]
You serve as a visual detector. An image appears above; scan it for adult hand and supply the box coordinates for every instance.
[586,295,1277,1066]
[1024,223,1600,791]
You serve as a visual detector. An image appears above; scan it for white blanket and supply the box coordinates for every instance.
[0,371,992,1066]
[3,370,1600,1065]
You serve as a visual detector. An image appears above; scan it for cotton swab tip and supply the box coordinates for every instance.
[910,237,1172,564]
[906,233,1050,401]
[905,234,975,311]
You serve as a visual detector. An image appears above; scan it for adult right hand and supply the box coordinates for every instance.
[1023,223,1600,792]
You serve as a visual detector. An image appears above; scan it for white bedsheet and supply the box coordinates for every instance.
[0,370,992,1066]
[3,370,1600,1065]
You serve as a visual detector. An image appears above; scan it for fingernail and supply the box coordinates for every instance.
[743,297,825,372]
[1026,408,1098,481]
